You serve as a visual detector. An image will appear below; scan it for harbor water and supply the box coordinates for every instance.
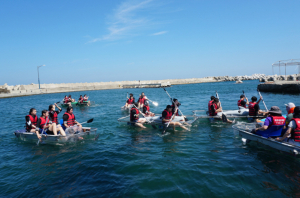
[1,80,300,197]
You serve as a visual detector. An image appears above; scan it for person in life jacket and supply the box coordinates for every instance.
[143,100,155,117]
[285,102,296,126]
[248,96,268,123]
[254,106,285,136]
[78,95,84,104]
[82,94,90,106]
[130,102,146,128]
[63,106,82,130]
[237,95,249,108]
[208,96,215,113]
[48,103,66,136]
[36,110,66,137]
[125,93,135,108]
[138,92,148,108]
[63,95,69,104]
[162,105,188,130]
[25,108,40,138]
[171,98,181,116]
[209,98,222,116]
[276,106,300,146]
[68,95,75,103]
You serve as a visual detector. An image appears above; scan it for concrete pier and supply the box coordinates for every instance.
[257,81,300,93]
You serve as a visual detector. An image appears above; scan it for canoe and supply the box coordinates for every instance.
[118,115,197,130]
[232,123,300,156]
[194,107,250,119]
[14,127,98,145]
[61,101,90,107]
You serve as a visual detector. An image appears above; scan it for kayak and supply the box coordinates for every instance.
[14,127,98,145]
[118,115,197,130]
[61,101,90,107]
[232,123,300,156]
[194,107,249,118]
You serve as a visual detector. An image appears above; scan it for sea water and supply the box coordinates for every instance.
[0,80,299,197]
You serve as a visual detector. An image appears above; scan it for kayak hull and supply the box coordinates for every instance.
[232,123,300,156]
[14,127,98,145]
[61,101,90,107]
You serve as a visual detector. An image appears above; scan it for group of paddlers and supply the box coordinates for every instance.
[208,94,300,146]
[63,94,90,106]
[124,92,188,130]
[25,105,82,140]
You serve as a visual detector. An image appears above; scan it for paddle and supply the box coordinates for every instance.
[79,118,94,125]
[162,107,178,134]
[127,92,128,99]
[37,116,49,145]
[163,88,185,117]
[257,89,268,111]
[148,99,158,106]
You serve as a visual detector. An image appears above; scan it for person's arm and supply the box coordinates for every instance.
[257,96,263,105]
[25,115,32,128]
[245,97,249,105]
[55,103,61,111]
[277,127,292,141]
[36,118,42,130]
[63,114,69,128]
[255,118,270,131]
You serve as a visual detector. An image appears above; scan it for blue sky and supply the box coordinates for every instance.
[1,0,300,85]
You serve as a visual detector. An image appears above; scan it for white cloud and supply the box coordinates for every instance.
[152,31,167,36]
[89,0,155,43]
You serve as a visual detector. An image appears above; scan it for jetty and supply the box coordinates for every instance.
[0,74,264,98]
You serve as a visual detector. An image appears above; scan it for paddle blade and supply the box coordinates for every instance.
[87,118,94,123]
[56,101,61,104]
[153,102,158,106]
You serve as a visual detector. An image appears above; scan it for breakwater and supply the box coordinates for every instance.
[257,74,300,93]
[0,74,264,98]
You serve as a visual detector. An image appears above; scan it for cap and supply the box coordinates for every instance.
[285,102,295,109]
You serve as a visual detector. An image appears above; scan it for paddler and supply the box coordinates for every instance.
[208,96,215,112]
[171,98,181,116]
[63,95,69,104]
[209,98,234,123]
[142,100,155,117]
[253,106,286,137]
[130,103,146,128]
[68,95,75,103]
[83,94,90,106]
[248,96,268,123]
[276,106,300,146]
[36,110,66,136]
[63,106,82,131]
[78,95,84,104]
[125,93,135,108]
[237,95,249,108]
[285,102,296,125]
[48,103,66,136]
[25,108,40,139]
[162,105,188,130]
[138,92,148,108]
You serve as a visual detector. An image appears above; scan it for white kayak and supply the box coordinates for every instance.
[14,127,98,145]
[118,115,197,130]
[232,123,300,156]
[194,107,249,119]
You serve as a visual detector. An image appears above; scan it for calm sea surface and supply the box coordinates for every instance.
[1,80,300,197]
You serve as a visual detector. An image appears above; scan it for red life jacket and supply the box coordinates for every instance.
[171,104,179,116]
[237,100,246,108]
[291,118,300,142]
[79,97,83,103]
[49,111,58,124]
[64,97,68,104]
[130,107,139,121]
[26,115,38,130]
[39,117,49,129]
[127,98,134,104]
[138,96,146,104]
[143,105,150,115]
[83,96,88,101]
[268,115,285,128]
[162,109,173,123]
[64,112,75,126]
[209,103,218,116]
[248,102,256,116]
